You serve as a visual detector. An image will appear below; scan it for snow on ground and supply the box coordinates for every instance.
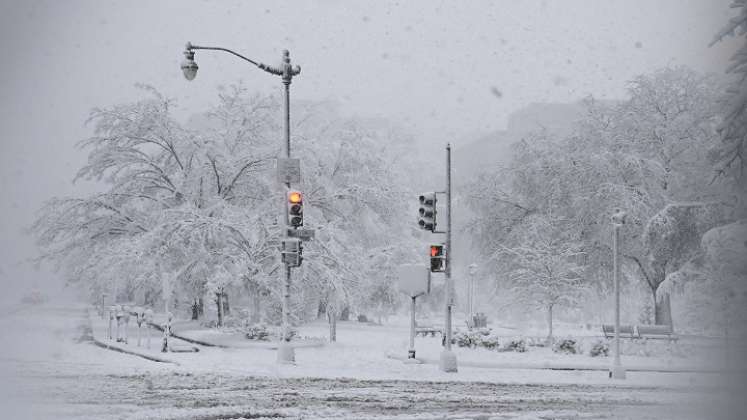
[90,310,727,388]
[3,302,746,420]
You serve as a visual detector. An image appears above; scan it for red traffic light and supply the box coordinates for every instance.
[288,191,302,204]
[430,245,442,257]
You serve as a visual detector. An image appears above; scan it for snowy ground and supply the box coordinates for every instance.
[1,302,745,420]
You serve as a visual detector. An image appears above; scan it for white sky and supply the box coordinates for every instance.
[0,0,739,298]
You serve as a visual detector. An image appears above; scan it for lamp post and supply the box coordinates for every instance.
[181,42,301,364]
[468,263,478,325]
[610,209,627,380]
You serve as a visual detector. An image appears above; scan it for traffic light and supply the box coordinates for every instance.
[430,244,445,272]
[287,191,303,228]
[281,238,303,267]
[418,192,437,231]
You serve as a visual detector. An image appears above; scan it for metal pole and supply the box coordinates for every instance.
[469,272,474,321]
[440,143,458,372]
[611,217,626,379]
[409,296,416,359]
[277,50,295,364]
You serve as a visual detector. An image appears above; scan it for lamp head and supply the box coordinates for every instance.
[611,209,627,226]
[181,47,198,80]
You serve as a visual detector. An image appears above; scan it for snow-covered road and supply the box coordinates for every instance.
[0,303,742,420]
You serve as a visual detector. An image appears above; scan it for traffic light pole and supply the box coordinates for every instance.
[278,51,300,365]
[439,143,458,372]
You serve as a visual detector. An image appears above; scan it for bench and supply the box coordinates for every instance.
[601,324,677,341]
[415,327,442,337]
[636,324,677,341]
[602,324,636,338]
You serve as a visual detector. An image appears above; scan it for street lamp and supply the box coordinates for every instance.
[180,42,301,364]
[467,263,478,325]
[181,49,198,80]
[610,209,627,380]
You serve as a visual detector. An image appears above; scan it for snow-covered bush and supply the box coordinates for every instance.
[552,337,581,354]
[525,337,546,347]
[476,334,501,350]
[245,324,271,341]
[452,331,480,348]
[502,338,527,353]
[452,329,499,350]
[589,340,609,357]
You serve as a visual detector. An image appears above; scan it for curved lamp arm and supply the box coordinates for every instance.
[185,42,300,78]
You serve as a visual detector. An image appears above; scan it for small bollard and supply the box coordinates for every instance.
[122,305,130,344]
[161,312,172,353]
[108,305,116,340]
[135,307,144,347]
[115,305,125,343]
[145,309,153,349]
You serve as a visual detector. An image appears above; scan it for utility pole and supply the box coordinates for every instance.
[439,144,458,372]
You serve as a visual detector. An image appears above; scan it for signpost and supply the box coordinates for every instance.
[397,264,430,362]
[277,158,301,184]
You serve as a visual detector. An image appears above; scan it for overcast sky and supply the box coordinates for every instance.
[0,0,739,299]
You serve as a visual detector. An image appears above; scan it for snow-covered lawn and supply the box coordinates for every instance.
[3,302,745,420]
[87,312,729,389]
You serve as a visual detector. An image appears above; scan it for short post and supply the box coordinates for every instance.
[107,306,116,340]
[122,306,130,344]
[145,309,153,349]
[396,264,429,364]
[408,296,417,359]
[162,312,172,353]
[610,209,626,380]
[135,307,143,347]
[115,305,124,342]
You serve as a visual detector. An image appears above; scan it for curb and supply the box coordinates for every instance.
[88,312,178,364]
[148,322,326,350]
[147,322,227,348]
[91,336,179,364]
[385,353,731,374]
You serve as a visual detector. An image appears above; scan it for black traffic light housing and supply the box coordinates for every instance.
[430,244,445,272]
[281,238,303,267]
[418,192,437,232]
[288,191,303,228]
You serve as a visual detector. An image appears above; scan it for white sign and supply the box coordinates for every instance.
[397,264,430,297]
[288,228,315,241]
[277,158,301,184]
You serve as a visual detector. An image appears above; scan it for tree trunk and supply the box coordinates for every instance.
[654,291,673,328]
[317,300,326,319]
[191,298,200,320]
[340,306,350,321]
[251,291,261,324]
[546,304,554,346]
[198,297,204,317]
[327,310,337,342]
[216,292,224,327]
[222,292,230,315]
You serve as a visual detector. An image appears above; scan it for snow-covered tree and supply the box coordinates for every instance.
[710,0,747,181]
[32,84,422,332]
[497,215,587,343]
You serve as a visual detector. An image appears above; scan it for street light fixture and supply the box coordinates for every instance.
[180,41,300,364]
[181,48,198,80]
